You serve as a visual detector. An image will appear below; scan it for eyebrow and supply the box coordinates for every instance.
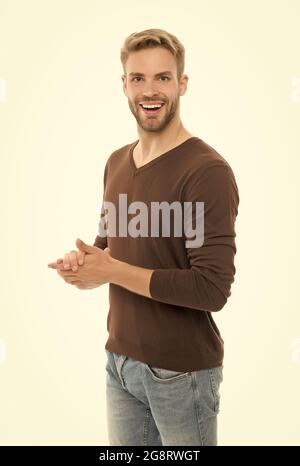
[129,71,173,77]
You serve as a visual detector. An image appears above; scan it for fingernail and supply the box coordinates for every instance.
[78,260,83,265]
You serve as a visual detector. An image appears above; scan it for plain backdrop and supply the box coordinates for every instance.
[0,0,299,445]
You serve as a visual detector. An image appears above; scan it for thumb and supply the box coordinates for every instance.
[76,238,98,254]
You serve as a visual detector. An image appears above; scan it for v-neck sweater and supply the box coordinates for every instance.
[93,136,239,371]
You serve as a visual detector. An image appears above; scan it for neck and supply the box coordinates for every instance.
[136,118,194,160]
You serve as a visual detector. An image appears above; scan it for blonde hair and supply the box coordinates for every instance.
[120,28,185,81]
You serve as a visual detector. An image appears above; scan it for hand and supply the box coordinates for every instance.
[48,238,115,289]
[54,249,86,272]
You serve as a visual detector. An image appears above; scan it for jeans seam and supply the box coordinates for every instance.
[208,369,216,412]
[117,355,128,390]
[190,372,205,445]
[208,368,220,413]
[143,408,151,446]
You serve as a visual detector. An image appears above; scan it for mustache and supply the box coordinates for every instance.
[136,100,167,104]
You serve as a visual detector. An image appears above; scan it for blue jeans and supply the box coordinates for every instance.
[105,349,223,446]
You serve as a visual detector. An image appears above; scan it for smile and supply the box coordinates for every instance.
[139,103,165,115]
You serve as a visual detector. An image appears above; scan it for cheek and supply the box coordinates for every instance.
[126,89,136,99]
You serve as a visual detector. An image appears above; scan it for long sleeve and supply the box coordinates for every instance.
[93,160,109,250]
[149,163,239,312]
[93,233,107,250]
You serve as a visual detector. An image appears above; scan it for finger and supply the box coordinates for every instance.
[74,283,89,289]
[57,268,78,276]
[75,283,96,289]
[56,258,63,263]
[69,250,78,271]
[76,238,97,254]
[63,252,72,270]
[77,250,85,266]
[56,269,78,279]
[70,280,82,285]
[64,276,79,284]
[48,262,63,269]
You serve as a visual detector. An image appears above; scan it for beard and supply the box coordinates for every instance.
[128,95,179,133]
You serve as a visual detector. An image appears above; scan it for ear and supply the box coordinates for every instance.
[179,74,189,97]
[122,74,128,97]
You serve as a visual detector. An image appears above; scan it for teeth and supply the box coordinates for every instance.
[142,104,162,109]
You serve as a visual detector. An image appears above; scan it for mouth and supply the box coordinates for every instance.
[139,102,165,116]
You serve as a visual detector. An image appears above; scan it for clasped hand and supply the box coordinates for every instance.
[47,238,114,290]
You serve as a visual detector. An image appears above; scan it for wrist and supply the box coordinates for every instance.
[106,257,127,285]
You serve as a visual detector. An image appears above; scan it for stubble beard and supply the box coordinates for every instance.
[128,96,179,133]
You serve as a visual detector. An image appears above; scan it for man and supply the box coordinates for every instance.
[48,28,239,446]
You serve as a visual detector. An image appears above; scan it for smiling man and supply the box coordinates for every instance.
[48,28,239,446]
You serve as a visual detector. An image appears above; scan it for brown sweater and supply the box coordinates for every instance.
[93,137,239,372]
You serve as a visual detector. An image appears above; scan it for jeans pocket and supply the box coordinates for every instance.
[146,364,191,383]
[105,349,111,370]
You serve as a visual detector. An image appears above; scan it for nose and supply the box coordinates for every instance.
[141,81,160,98]
[142,90,161,101]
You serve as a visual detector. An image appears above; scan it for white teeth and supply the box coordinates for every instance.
[141,104,162,109]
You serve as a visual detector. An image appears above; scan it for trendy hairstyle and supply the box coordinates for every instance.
[120,28,185,81]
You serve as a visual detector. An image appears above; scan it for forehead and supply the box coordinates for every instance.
[126,47,177,75]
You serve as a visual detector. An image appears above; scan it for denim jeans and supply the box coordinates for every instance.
[105,349,223,446]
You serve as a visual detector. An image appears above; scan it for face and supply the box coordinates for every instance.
[122,47,188,133]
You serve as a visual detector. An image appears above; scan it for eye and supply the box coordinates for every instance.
[131,76,170,82]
